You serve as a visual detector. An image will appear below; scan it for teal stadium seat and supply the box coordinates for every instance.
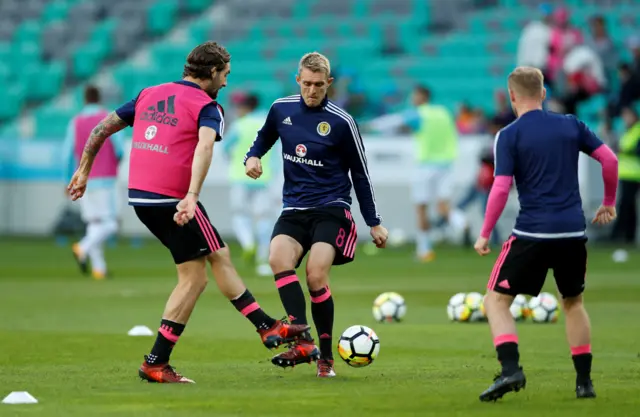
[184,0,212,13]
[90,19,118,56]
[147,0,179,37]
[73,42,110,80]
[32,61,66,101]
[41,1,73,24]
[0,85,25,121]
[34,107,76,138]
[188,19,213,44]
[13,20,42,46]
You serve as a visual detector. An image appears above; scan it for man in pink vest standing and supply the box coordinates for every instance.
[62,85,124,280]
[66,41,310,384]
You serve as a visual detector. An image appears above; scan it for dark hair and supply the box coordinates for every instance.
[414,84,431,100]
[619,62,632,73]
[244,93,259,111]
[182,41,231,80]
[84,85,100,104]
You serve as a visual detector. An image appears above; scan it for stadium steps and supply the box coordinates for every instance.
[0,0,215,138]
[4,0,639,137]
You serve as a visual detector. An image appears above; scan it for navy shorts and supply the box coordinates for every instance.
[487,235,587,298]
[134,203,225,264]
[271,206,358,269]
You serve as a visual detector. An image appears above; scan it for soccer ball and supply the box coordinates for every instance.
[337,325,380,367]
[510,294,530,321]
[528,292,560,323]
[465,292,486,322]
[447,292,471,322]
[372,292,406,323]
[388,228,408,247]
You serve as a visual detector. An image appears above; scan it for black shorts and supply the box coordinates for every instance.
[134,203,225,265]
[272,206,358,269]
[487,235,587,298]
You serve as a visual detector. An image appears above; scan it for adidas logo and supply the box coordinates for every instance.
[283,117,292,125]
[139,95,179,126]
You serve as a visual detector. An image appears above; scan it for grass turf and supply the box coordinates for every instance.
[0,237,639,416]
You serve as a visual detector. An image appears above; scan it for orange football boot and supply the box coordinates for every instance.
[271,339,320,368]
[317,359,336,378]
[138,356,194,383]
[258,319,311,349]
[71,243,89,275]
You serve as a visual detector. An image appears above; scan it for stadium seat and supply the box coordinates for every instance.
[41,1,73,24]
[188,19,214,44]
[32,61,66,101]
[185,0,213,13]
[90,19,118,55]
[13,20,42,45]
[0,85,25,121]
[34,107,75,138]
[73,42,109,80]
[147,0,179,37]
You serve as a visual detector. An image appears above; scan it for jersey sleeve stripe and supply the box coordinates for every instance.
[216,104,225,138]
[325,102,381,222]
[274,95,300,104]
[493,130,501,176]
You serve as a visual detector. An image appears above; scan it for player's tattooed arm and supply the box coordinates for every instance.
[78,112,127,172]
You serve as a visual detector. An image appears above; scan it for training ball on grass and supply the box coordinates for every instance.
[372,292,406,323]
[338,325,380,367]
[528,292,560,323]
[388,228,408,247]
[510,294,530,321]
[447,292,471,322]
[612,249,628,263]
[465,292,486,322]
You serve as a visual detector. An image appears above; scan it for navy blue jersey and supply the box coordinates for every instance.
[495,110,604,239]
[115,80,225,206]
[244,94,381,227]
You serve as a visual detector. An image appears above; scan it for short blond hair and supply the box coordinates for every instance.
[508,66,544,98]
[298,52,331,77]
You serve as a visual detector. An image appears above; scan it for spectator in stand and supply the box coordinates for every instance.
[586,15,617,90]
[456,103,481,134]
[546,7,584,89]
[517,3,554,70]
[560,43,606,115]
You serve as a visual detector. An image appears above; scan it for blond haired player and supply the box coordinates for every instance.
[475,67,618,401]
[245,52,388,378]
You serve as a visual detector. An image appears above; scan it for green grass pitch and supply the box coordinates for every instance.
[0,237,639,416]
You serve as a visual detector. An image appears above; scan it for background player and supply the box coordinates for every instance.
[245,52,389,378]
[67,41,310,384]
[62,85,125,280]
[473,67,619,401]
[222,92,282,276]
[366,85,464,261]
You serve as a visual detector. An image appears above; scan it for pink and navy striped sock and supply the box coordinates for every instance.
[494,333,520,376]
[310,286,334,359]
[571,344,592,382]
[274,270,308,325]
[231,289,275,330]
[147,319,185,365]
